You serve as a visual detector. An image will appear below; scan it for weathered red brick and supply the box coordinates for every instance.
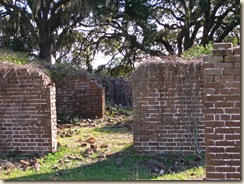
[225,134,240,140]
[204,68,224,76]
[206,173,226,179]
[216,167,236,172]
[231,115,240,120]
[233,47,240,55]
[215,127,238,134]
[226,173,240,179]
[225,82,240,88]
[205,96,224,101]
[204,82,224,88]
[204,76,214,82]
[225,147,240,153]
[224,69,240,75]
[206,147,225,153]
[234,75,240,81]
[225,96,240,101]
[205,115,214,120]
[214,62,233,68]
[225,108,240,114]
[215,102,234,108]
[205,134,223,140]
[215,75,235,82]
[224,55,240,62]
[204,109,224,114]
[213,43,233,49]
[212,48,233,56]
[221,115,231,120]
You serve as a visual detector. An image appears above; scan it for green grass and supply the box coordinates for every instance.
[151,166,205,180]
[0,108,205,181]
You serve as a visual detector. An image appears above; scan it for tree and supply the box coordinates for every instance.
[0,0,98,63]
[77,0,240,72]
[148,0,240,55]
[0,0,240,74]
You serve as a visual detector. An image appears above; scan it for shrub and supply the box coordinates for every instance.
[182,44,212,59]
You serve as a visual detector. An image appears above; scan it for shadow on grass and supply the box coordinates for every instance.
[5,146,205,181]
[92,125,131,135]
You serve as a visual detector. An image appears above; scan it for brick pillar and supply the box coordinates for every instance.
[204,43,240,180]
[0,65,57,155]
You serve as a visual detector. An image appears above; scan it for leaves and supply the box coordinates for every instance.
[0,0,240,74]
[182,43,213,59]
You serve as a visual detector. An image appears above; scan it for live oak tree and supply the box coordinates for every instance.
[151,0,240,55]
[88,0,240,74]
[0,0,240,74]
[0,0,98,67]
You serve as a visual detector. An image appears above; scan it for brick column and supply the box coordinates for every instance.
[0,65,57,155]
[204,43,240,180]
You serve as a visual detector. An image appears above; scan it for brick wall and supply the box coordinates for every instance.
[132,59,206,154]
[56,76,105,119]
[101,77,132,106]
[0,63,57,155]
[204,43,240,180]
[132,43,240,180]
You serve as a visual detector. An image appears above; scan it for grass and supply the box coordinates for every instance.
[152,166,205,180]
[0,106,206,181]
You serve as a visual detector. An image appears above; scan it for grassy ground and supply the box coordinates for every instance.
[0,105,205,181]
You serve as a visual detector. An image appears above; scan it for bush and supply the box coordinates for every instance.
[0,48,29,64]
[182,44,212,59]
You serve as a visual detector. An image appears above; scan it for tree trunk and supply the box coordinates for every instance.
[36,5,53,63]
[201,0,210,46]
[183,30,191,51]
[39,40,51,62]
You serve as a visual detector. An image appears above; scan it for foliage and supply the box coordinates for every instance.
[0,49,29,65]
[182,44,213,59]
[0,48,54,80]
[57,114,84,124]
[49,62,91,83]
[0,0,240,74]
[95,58,134,77]
[222,27,240,46]
[0,0,100,63]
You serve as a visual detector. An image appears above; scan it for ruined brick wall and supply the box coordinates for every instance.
[101,77,132,106]
[56,76,105,119]
[204,43,240,180]
[0,63,57,155]
[132,59,206,154]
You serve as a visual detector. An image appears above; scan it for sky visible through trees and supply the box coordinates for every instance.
[0,0,240,74]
